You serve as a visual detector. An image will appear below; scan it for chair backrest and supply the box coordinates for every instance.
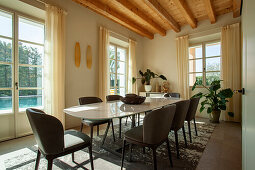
[143,104,176,145]
[79,97,103,105]
[171,100,190,131]
[186,97,200,121]
[164,93,180,98]
[106,95,123,101]
[26,108,64,155]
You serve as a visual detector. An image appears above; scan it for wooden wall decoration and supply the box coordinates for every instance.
[86,45,92,69]
[75,42,81,67]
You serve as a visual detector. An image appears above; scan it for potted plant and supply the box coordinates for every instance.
[192,80,234,123]
[132,69,167,92]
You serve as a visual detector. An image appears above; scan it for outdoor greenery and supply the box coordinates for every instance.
[192,79,234,117]
[132,69,167,85]
[109,45,125,95]
[0,40,42,97]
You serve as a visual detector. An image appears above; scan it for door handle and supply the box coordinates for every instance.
[15,82,18,90]
[234,88,245,95]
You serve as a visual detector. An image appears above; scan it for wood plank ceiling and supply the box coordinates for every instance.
[73,0,242,39]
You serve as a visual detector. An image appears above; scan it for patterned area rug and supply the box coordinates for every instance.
[0,120,216,170]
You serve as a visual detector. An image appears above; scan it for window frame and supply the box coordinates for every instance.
[189,39,221,87]
[109,42,128,96]
[0,6,45,114]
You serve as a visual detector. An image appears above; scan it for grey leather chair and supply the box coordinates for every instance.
[164,93,181,98]
[170,100,190,159]
[79,97,115,144]
[121,105,176,170]
[185,97,200,142]
[26,108,94,170]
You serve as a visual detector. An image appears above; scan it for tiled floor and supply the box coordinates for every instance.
[0,118,242,170]
[196,120,242,170]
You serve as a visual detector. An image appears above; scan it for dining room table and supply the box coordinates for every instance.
[63,97,182,157]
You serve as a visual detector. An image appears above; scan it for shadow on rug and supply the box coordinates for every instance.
[1,120,216,170]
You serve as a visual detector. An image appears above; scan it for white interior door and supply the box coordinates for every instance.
[242,0,255,169]
[0,8,44,141]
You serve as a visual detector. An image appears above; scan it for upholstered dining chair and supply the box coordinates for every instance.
[79,97,115,144]
[164,93,181,98]
[170,100,190,159]
[185,97,200,143]
[106,95,125,138]
[121,105,176,170]
[26,108,94,170]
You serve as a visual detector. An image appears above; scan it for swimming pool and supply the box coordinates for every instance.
[0,95,42,111]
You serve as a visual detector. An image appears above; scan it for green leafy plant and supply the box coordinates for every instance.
[132,69,167,85]
[192,80,234,117]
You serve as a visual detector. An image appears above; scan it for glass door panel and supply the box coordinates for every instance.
[16,16,44,137]
[0,10,14,141]
[108,44,127,95]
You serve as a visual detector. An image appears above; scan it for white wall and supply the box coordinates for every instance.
[46,0,145,128]
[143,13,240,118]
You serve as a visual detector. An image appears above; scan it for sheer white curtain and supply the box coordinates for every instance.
[176,35,189,99]
[221,23,241,122]
[98,27,109,100]
[44,5,66,126]
[128,39,137,94]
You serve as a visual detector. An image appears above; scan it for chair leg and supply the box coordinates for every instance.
[47,159,53,170]
[129,143,132,162]
[137,113,140,126]
[90,126,94,144]
[35,149,41,170]
[194,118,198,136]
[125,117,128,126]
[174,131,180,159]
[166,139,173,167]
[102,122,110,146]
[131,114,136,128]
[188,121,192,143]
[119,118,122,138]
[152,147,157,170]
[182,126,188,148]
[97,125,99,136]
[111,120,116,142]
[121,140,126,170]
[80,122,84,132]
[72,152,75,163]
[89,145,94,170]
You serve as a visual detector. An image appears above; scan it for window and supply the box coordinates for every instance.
[0,9,44,113]
[108,43,128,96]
[18,17,44,111]
[189,41,221,86]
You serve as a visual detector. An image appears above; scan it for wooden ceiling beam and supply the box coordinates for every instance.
[203,0,216,23]
[113,0,166,36]
[232,0,242,18]
[172,0,197,28]
[143,0,180,32]
[72,0,154,39]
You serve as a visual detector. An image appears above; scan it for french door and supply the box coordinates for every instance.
[0,9,44,141]
[109,43,128,96]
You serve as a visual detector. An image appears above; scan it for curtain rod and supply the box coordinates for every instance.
[188,27,221,38]
[34,0,68,14]
[109,30,137,43]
